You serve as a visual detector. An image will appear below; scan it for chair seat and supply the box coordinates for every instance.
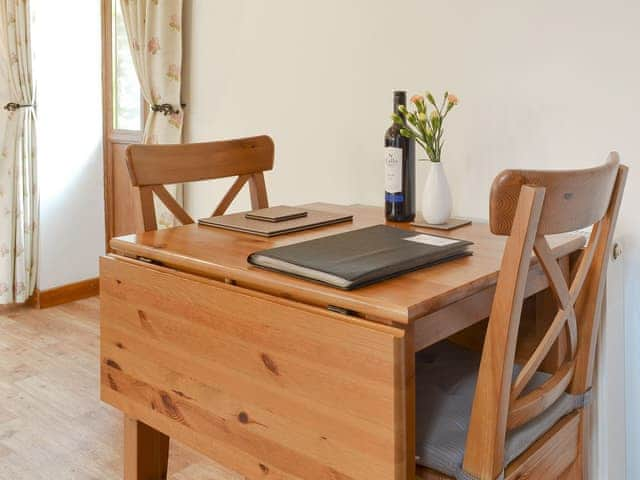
[415,341,585,480]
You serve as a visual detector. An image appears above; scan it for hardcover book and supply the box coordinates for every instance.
[198,208,352,237]
[248,225,473,289]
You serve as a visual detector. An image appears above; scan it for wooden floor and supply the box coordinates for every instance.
[0,297,242,479]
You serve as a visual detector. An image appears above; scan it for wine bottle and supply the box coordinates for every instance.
[384,91,416,222]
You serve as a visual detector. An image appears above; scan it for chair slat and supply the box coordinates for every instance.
[533,236,578,356]
[151,185,195,226]
[126,136,274,187]
[490,155,619,236]
[508,360,575,430]
[249,172,269,209]
[533,237,572,311]
[512,305,571,399]
[568,223,601,305]
[212,174,251,217]
[135,186,158,233]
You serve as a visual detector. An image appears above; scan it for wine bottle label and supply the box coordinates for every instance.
[385,192,404,202]
[384,147,403,194]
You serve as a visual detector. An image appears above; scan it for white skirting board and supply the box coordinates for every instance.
[591,238,626,478]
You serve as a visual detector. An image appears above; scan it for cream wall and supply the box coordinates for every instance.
[34,0,104,290]
[183,0,639,475]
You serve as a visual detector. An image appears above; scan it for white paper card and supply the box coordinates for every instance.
[404,234,460,247]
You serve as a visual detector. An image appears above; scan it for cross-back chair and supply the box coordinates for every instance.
[125,135,274,232]
[416,154,627,480]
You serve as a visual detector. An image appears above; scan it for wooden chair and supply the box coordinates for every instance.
[416,154,627,480]
[125,135,274,232]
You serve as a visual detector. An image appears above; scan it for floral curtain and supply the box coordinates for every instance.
[0,0,38,304]
[120,0,183,228]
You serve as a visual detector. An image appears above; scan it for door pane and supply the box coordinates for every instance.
[113,0,142,131]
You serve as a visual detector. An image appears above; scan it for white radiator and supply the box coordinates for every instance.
[591,239,626,479]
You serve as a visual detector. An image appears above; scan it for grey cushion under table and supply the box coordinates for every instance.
[415,341,585,480]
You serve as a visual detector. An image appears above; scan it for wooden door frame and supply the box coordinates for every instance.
[101,0,144,251]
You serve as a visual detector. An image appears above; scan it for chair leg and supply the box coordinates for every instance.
[124,415,170,480]
[562,460,583,480]
[560,406,591,480]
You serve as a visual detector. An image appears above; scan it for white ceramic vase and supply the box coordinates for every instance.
[421,162,452,224]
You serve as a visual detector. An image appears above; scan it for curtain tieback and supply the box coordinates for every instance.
[3,102,33,112]
[150,103,186,116]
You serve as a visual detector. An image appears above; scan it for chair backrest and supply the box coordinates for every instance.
[463,154,627,479]
[125,135,275,232]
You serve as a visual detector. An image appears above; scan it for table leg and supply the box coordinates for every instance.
[405,325,416,479]
[124,415,170,480]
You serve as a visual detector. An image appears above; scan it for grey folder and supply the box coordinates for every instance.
[247,225,473,290]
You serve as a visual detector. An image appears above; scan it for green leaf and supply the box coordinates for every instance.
[400,128,414,138]
[425,129,434,142]
[391,113,403,124]
[407,113,419,127]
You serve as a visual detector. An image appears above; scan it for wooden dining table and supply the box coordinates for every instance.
[100,203,585,480]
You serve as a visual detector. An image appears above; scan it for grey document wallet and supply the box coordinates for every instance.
[248,225,473,289]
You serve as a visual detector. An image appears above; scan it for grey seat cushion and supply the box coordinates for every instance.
[415,341,585,480]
